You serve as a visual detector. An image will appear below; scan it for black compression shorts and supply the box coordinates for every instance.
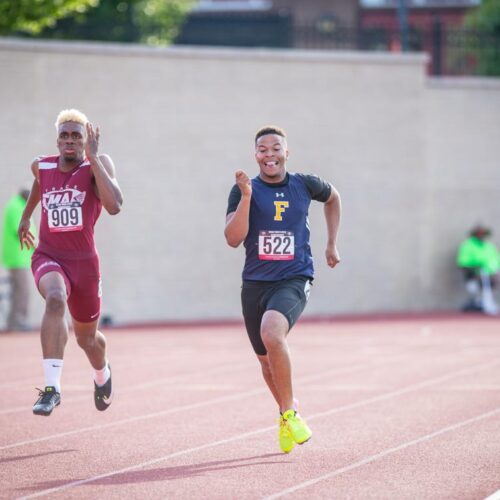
[241,276,312,356]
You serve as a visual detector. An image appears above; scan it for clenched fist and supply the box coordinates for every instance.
[235,170,252,197]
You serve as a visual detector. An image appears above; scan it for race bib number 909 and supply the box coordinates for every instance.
[48,206,83,232]
[258,230,294,261]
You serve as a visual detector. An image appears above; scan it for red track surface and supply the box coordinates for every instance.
[1,316,500,499]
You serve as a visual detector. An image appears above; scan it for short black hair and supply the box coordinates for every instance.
[255,125,286,144]
[470,225,491,238]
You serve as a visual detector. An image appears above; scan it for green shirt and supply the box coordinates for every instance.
[1,194,35,269]
[456,236,500,275]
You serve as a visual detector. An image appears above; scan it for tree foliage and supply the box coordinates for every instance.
[0,0,99,36]
[135,0,195,45]
[465,0,500,76]
[1,0,195,45]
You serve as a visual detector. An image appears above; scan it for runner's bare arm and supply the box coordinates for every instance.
[85,122,123,215]
[18,160,40,250]
[224,170,252,248]
[91,154,123,215]
[323,184,341,268]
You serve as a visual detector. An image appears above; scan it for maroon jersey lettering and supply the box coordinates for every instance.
[37,156,102,258]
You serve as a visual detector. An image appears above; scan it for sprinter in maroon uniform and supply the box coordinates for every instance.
[18,109,123,416]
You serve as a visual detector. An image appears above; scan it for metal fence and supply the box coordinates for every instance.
[295,23,500,76]
[175,12,292,48]
[174,13,500,76]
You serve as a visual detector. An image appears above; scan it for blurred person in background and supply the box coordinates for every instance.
[1,188,36,331]
[225,125,341,453]
[18,109,123,416]
[456,225,500,315]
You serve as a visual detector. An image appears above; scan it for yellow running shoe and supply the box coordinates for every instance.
[278,416,295,453]
[282,409,312,445]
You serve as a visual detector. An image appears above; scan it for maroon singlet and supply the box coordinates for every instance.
[37,155,102,258]
[32,155,103,322]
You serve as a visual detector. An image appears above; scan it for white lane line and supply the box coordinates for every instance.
[264,407,500,499]
[0,359,244,391]
[0,350,401,416]
[434,385,500,391]
[0,360,255,416]
[15,359,500,499]
[17,425,279,500]
[1,355,406,451]
[0,376,45,390]
[304,359,500,424]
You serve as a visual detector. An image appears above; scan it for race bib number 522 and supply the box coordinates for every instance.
[258,230,294,261]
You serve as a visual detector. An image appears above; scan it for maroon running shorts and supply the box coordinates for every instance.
[32,250,101,323]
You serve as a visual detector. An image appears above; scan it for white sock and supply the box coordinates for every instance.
[465,280,480,296]
[94,361,110,386]
[43,359,63,393]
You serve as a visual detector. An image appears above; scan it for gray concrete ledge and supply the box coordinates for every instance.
[427,76,500,90]
[0,37,429,66]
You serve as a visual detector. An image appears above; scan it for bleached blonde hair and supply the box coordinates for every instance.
[55,109,88,129]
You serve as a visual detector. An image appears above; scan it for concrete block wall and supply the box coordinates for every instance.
[0,39,499,326]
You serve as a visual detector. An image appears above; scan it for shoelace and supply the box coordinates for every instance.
[35,387,57,405]
[278,416,291,430]
[283,410,302,424]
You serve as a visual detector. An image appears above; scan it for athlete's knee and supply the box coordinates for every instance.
[261,326,286,350]
[75,333,97,350]
[261,312,288,347]
[44,290,66,316]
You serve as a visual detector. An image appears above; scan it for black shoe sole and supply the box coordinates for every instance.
[33,400,61,416]
[95,403,111,411]
[297,436,312,445]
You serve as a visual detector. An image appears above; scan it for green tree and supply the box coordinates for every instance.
[4,0,194,45]
[0,0,99,36]
[465,0,500,76]
[135,0,194,45]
